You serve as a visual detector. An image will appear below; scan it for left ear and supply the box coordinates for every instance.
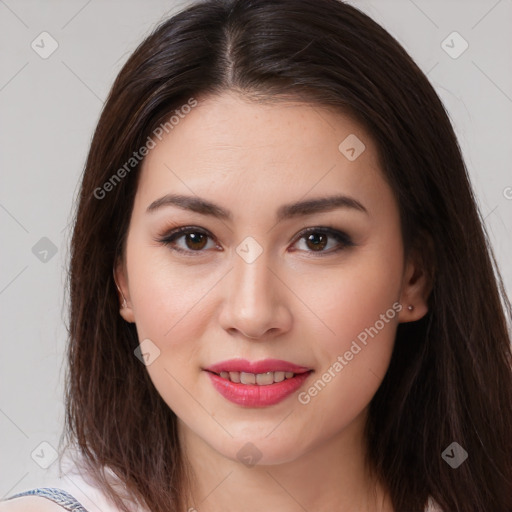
[398,241,434,323]
[114,257,136,324]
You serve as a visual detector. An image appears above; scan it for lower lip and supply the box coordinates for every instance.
[205,371,312,407]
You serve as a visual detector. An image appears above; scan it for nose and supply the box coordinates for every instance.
[218,250,293,341]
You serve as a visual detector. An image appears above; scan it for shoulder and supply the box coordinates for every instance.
[0,495,68,511]
[1,449,142,512]
[425,496,444,512]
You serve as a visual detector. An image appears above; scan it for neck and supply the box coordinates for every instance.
[178,410,394,512]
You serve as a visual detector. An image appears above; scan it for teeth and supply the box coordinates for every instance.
[218,371,297,385]
[274,371,285,382]
[240,372,256,384]
[256,372,274,385]
[229,371,241,383]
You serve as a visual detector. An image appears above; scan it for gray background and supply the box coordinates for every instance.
[1,0,511,498]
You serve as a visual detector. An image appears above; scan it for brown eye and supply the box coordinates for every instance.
[304,232,328,251]
[183,232,208,250]
[158,226,217,255]
[291,227,354,255]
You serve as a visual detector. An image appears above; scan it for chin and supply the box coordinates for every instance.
[212,435,307,467]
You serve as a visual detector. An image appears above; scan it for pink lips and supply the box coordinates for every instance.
[205,358,311,375]
[204,358,313,407]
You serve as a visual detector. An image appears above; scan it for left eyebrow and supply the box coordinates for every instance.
[146,193,368,221]
[275,194,368,221]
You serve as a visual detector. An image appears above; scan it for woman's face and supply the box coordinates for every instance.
[116,91,427,466]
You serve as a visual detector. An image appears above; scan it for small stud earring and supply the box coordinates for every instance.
[407,305,414,311]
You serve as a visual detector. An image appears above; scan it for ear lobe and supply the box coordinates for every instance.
[119,307,135,324]
[113,262,135,323]
[398,242,434,324]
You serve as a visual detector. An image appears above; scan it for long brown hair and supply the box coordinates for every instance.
[63,1,512,511]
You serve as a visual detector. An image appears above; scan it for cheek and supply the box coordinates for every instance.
[128,252,210,414]
[125,243,227,414]
[292,243,402,357]
[127,243,218,342]
[125,249,203,391]
[292,242,402,435]
[297,270,399,405]
[293,282,399,452]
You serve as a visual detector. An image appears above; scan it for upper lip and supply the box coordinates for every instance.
[205,358,312,374]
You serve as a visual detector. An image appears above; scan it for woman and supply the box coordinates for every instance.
[2,0,511,511]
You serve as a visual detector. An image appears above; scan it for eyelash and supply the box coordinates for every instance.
[155,225,355,257]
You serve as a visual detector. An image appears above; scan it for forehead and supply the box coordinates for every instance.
[134,91,390,219]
